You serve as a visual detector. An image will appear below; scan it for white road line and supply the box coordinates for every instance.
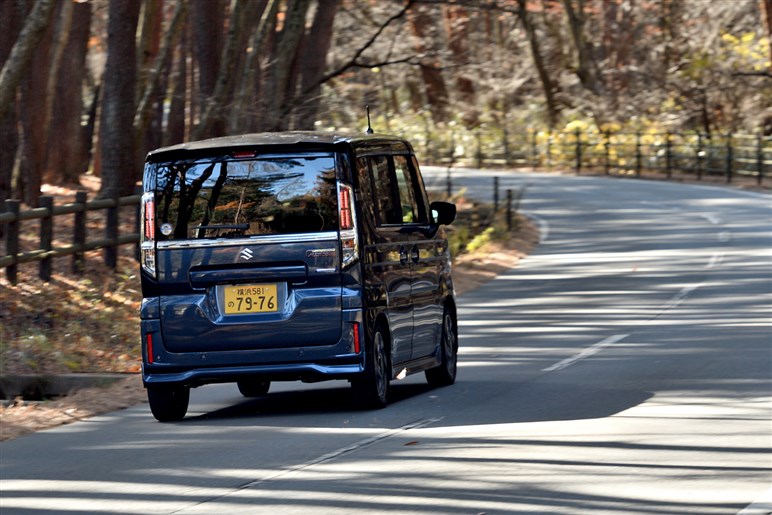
[707,253,724,269]
[543,334,629,372]
[737,486,772,514]
[527,213,550,243]
[244,417,443,487]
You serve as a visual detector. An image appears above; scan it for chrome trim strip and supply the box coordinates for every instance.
[157,231,339,250]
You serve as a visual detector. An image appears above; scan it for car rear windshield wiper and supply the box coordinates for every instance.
[195,223,249,238]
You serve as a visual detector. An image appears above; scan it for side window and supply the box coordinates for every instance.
[393,156,420,223]
[355,157,377,227]
[370,156,402,225]
[410,156,431,223]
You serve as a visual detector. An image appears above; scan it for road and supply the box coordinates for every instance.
[1,170,770,514]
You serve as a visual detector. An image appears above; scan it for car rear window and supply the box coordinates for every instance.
[152,153,339,240]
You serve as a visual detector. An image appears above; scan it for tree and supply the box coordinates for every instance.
[18,0,57,206]
[294,1,339,129]
[517,0,559,128]
[47,0,92,185]
[99,0,142,199]
[0,0,22,215]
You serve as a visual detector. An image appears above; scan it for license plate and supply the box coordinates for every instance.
[222,284,279,314]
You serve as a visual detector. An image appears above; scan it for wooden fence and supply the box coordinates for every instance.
[427,128,771,186]
[0,193,140,285]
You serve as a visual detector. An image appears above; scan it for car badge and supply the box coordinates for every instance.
[239,248,254,261]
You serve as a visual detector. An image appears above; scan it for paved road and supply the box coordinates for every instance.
[2,170,770,514]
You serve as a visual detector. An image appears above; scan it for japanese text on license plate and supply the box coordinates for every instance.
[223,284,278,314]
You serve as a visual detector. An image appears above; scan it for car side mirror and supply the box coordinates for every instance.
[430,201,456,226]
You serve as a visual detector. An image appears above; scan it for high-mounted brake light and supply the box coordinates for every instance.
[231,150,256,159]
[140,192,157,277]
[338,183,359,268]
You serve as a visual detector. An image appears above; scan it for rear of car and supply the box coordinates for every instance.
[139,134,363,421]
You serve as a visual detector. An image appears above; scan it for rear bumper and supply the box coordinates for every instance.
[140,308,364,388]
[142,362,364,386]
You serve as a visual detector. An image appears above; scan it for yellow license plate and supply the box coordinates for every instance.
[222,284,278,314]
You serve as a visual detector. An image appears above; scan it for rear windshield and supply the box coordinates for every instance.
[152,154,339,240]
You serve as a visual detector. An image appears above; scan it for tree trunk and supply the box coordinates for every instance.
[136,0,164,161]
[443,5,477,128]
[517,0,559,129]
[0,0,57,121]
[99,0,142,199]
[135,0,188,152]
[259,0,313,132]
[562,0,602,95]
[18,0,57,207]
[409,4,449,124]
[48,0,92,185]
[293,0,338,130]
[193,0,264,139]
[165,30,188,147]
[0,0,22,229]
[234,0,278,133]
[763,0,772,73]
[191,0,225,138]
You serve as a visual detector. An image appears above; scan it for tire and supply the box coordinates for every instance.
[147,385,190,422]
[426,307,458,387]
[352,323,390,409]
[237,379,271,398]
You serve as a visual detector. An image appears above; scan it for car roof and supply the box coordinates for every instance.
[146,131,413,161]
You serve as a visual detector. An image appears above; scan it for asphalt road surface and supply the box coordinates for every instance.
[1,170,770,514]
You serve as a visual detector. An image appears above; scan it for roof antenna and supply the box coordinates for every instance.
[365,106,374,134]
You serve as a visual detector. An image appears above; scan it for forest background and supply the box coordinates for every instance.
[0,0,770,209]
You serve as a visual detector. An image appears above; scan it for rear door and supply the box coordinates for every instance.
[152,153,343,353]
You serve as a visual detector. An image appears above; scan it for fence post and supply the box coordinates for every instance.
[665,132,673,179]
[725,133,733,183]
[546,131,552,171]
[506,189,513,231]
[476,129,483,168]
[503,126,511,166]
[104,197,119,269]
[39,195,54,281]
[604,130,611,175]
[696,133,704,181]
[575,128,582,175]
[530,129,538,168]
[757,133,764,186]
[5,199,20,285]
[73,191,87,274]
[493,177,499,211]
[635,131,643,177]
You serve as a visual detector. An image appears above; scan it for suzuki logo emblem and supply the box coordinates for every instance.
[239,248,254,261]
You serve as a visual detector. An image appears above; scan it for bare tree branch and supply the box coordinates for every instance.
[307,0,416,94]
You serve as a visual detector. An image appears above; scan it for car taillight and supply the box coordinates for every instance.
[338,183,359,268]
[140,192,156,277]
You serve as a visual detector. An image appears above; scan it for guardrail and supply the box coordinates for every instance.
[0,192,140,285]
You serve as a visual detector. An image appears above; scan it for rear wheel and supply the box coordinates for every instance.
[237,379,271,397]
[147,385,190,422]
[426,307,457,387]
[352,324,390,409]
